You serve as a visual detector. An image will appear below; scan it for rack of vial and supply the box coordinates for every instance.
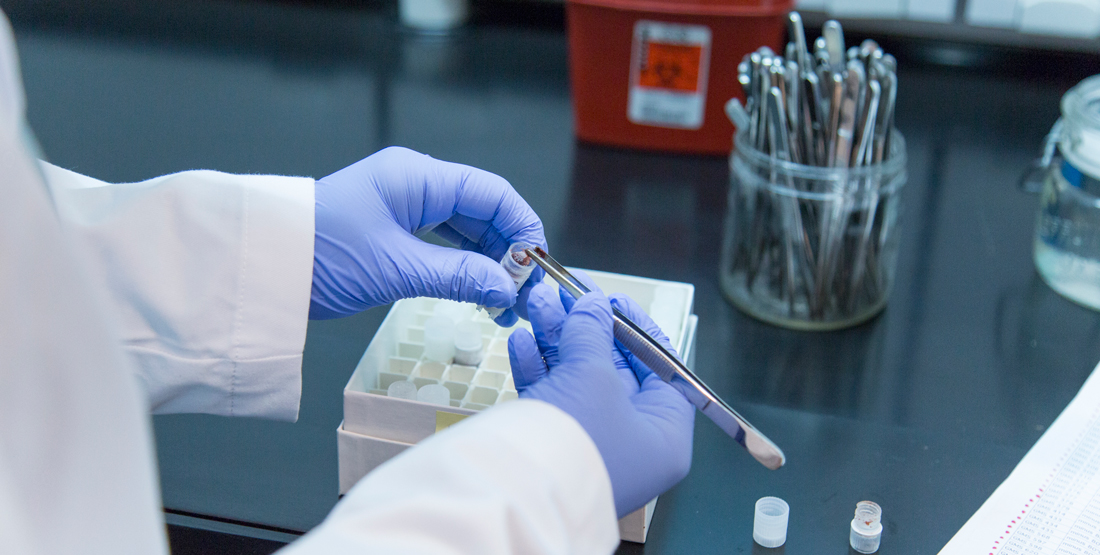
[375,297,523,412]
[338,269,697,542]
[341,269,695,443]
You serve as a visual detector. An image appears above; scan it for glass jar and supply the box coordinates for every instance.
[719,130,907,330]
[1033,75,1100,311]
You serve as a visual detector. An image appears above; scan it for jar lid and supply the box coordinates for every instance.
[1059,75,1100,181]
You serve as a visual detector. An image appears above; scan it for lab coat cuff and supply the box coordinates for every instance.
[228,174,314,419]
[130,348,303,420]
[434,399,620,547]
[309,399,619,554]
[496,399,621,544]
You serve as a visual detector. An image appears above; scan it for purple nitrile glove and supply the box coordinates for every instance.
[310,147,546,325]
[508,277,696,518]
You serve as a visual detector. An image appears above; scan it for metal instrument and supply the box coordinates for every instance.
[524,246,786,471]
[738,15,897,169]
[727,15,903,325]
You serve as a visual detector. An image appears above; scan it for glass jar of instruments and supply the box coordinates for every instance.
[720,132,906,330]
[719,15,907,330]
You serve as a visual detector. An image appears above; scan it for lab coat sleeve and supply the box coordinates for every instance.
[39,162,315,421]
[281,399,620,554]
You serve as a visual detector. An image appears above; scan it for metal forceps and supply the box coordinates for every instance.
[524,247,786,470]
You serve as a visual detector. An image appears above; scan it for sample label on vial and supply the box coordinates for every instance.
[627,21,711,130]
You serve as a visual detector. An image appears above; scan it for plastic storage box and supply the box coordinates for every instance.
[567,0,793,155]
[338,269,698,543]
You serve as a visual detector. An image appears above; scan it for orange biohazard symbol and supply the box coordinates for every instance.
[637,42,703,93]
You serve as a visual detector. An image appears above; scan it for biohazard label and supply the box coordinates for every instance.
[628,21,711,129]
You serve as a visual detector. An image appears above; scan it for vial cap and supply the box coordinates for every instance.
[423,315,456,363]
[417,384,451,406]
[433,300,474,323]
[454,321,483,350]
[753,496,789,548]
[386,380,417,401]
[425,315,456,335]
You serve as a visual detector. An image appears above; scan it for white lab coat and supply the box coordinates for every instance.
[0,11,618,555]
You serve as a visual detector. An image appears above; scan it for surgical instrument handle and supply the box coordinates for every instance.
[524,247,787,470]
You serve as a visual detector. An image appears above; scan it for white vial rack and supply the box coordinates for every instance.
[370,298,520,411]
[338,268,698,544]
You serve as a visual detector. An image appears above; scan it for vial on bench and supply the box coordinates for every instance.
[481,243,536,320]
[850,501,882,554]
[753,496,789,548]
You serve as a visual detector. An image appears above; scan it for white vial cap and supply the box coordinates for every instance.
[454,321,483,350]
[753,496,789,548]
[417,383,451,406]
[423,315,456,363]
[850,501,882,554]
[433,300,474,323]
[453,321,484,366]
[386,380,417,400]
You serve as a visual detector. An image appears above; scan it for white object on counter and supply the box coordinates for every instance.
[828,0,904,18]
[794,0,828,10]
[939,359,1100,553]
[399,0,468,32]
[1018,0,1100,38]
[967,0,1019,28]
[753,497,789,548]
[849,501,883,554]
[906,0,956,21]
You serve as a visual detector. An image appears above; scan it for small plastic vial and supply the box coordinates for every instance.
[423,315,456,363]
[753,496,789,548]
[386,380,417,401]
[850,501,883,554]
[453,320,484,366]
[417,384,451,406]
[433,300,474,323]
[481,243,536,320]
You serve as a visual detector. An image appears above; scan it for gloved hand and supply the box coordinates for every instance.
[310,147,546,325]
[508,277,696,518]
